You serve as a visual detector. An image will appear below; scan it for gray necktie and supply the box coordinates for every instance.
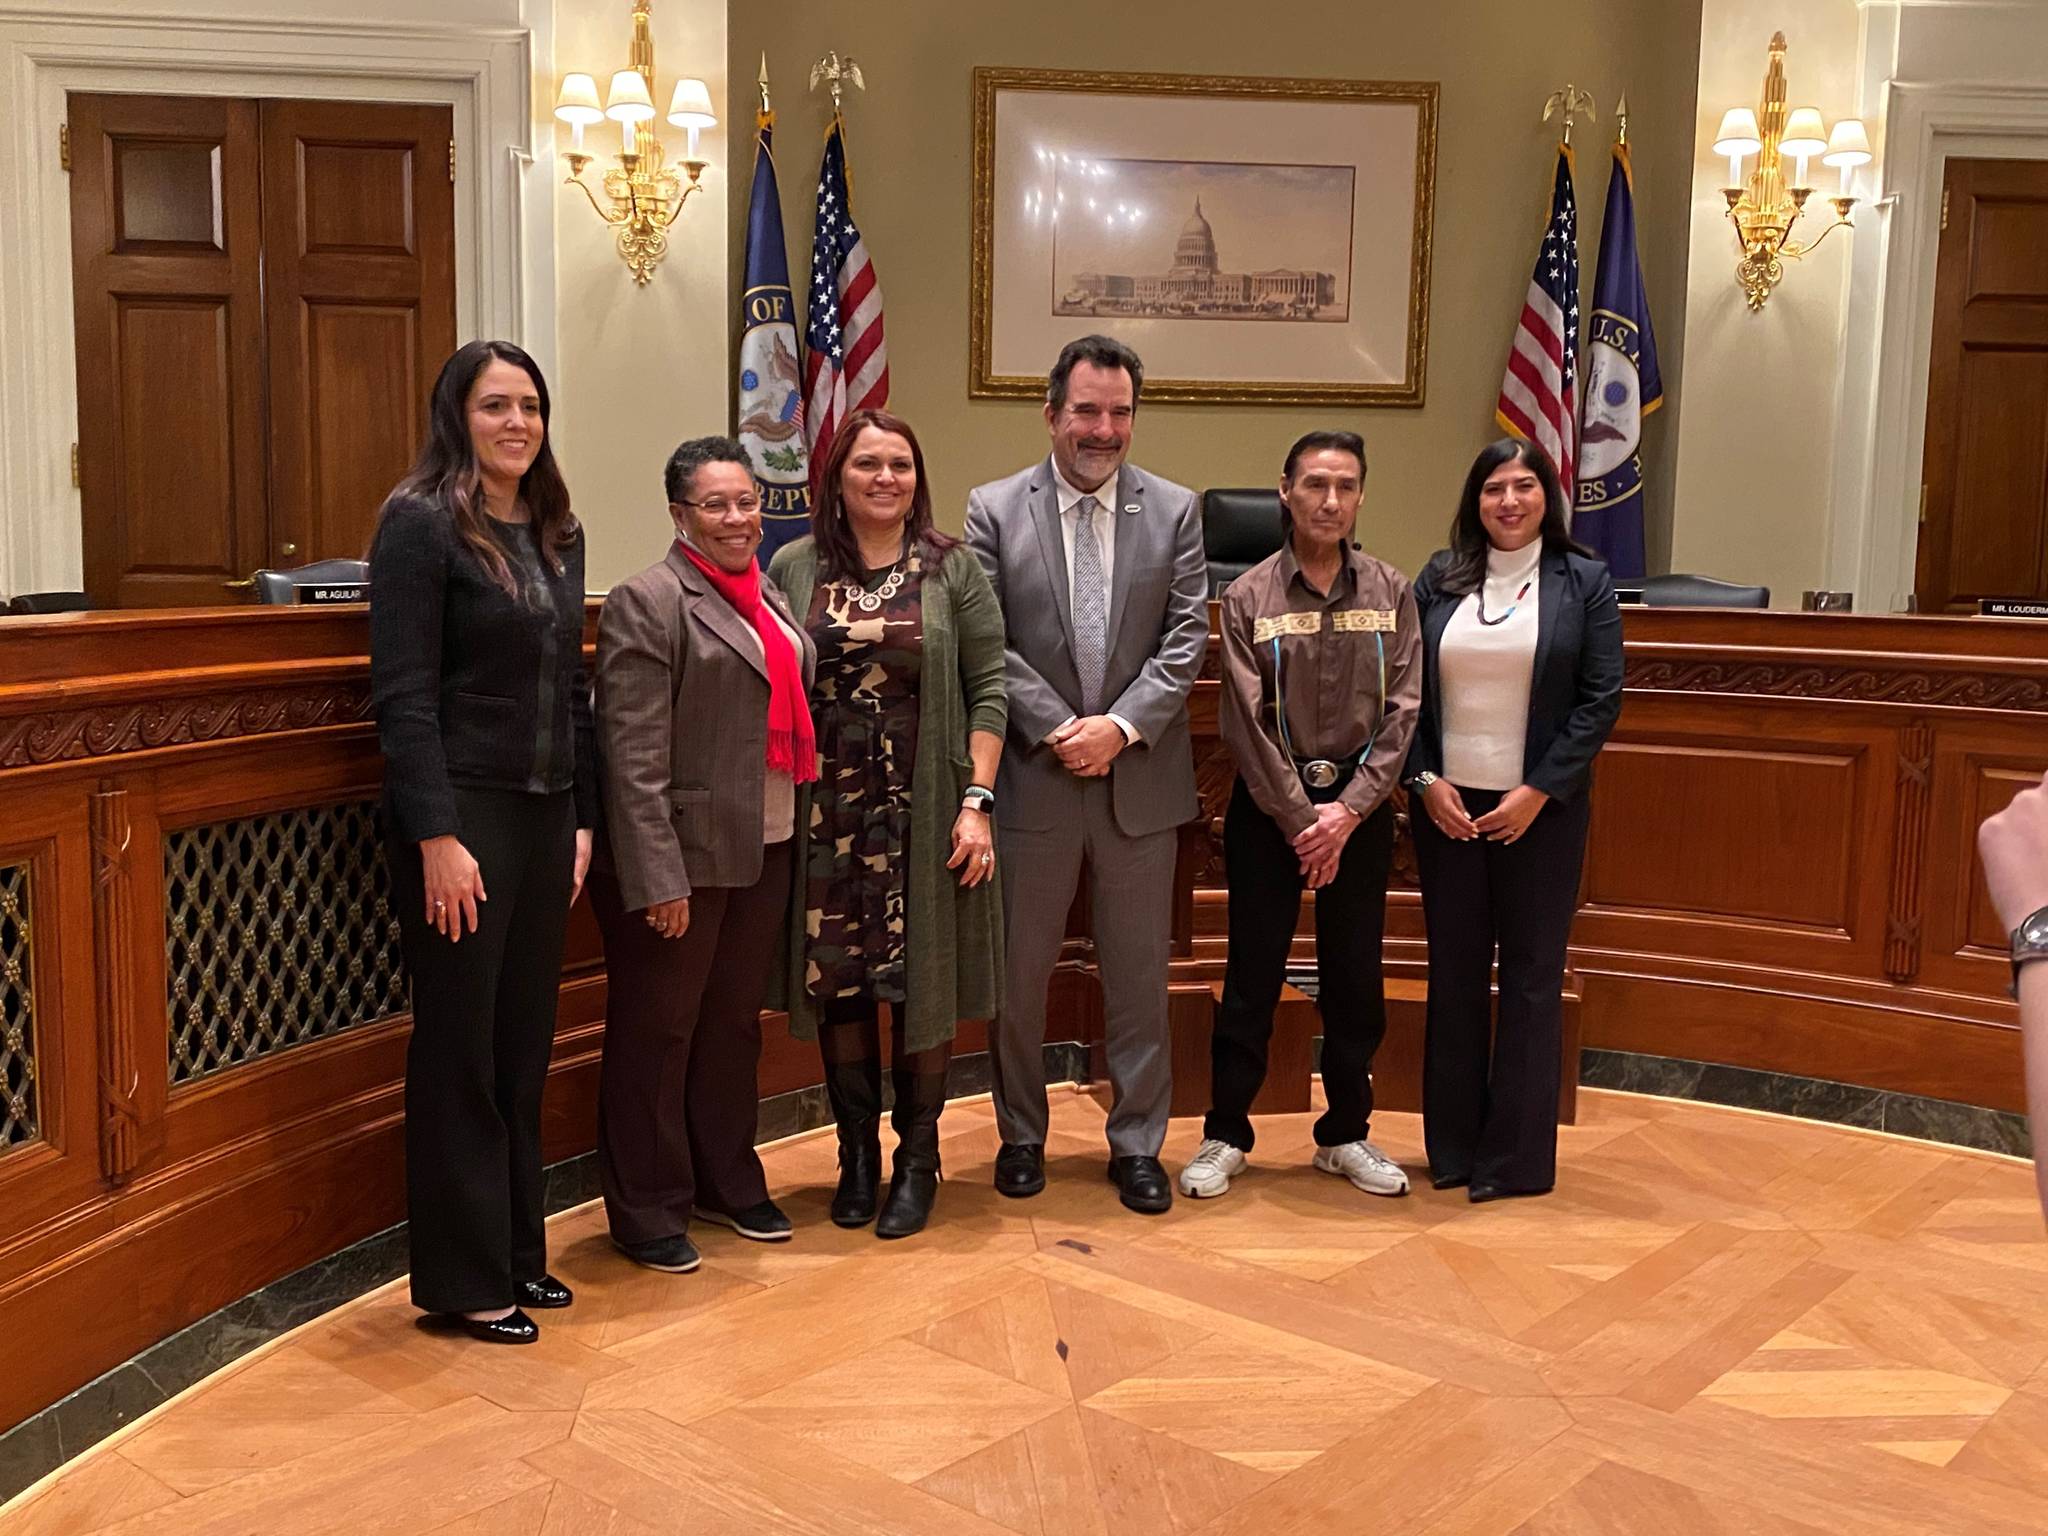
[1071,495,1107,715]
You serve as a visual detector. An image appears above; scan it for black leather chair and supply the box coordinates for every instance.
[1641,573,1770,609]
[1202,488,1283,597]
[4,591,90,615]
[252,558,370,605]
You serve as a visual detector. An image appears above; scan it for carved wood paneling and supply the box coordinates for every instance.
[0,684,373,769]
[1885,722,1935,982]
[1624,657,2048,712]
[90,786,142,1184]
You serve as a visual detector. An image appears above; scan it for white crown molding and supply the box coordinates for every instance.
[1827,78,2048,611]
[0,6,540,597]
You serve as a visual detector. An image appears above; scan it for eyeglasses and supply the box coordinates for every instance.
[678,494,762,516]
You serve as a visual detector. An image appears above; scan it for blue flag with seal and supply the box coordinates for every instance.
[737,108,811,560]
[1574,137,1663,580]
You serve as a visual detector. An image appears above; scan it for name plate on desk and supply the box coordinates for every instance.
[1980,597,2048,619]
[296,583,366,605]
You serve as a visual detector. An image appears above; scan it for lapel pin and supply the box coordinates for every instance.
[1122,503,1140,515]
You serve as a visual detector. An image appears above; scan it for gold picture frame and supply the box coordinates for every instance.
[970,66,1439,407]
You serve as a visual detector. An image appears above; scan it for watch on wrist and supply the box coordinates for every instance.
[962,785,996,814]
[1408,770,1438,793]
[2013,904,2048,997]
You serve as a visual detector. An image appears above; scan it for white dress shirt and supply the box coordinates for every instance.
[1439,540,1542,793]
[1050,463,1140,745]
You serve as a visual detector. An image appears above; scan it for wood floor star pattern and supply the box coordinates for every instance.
[6,1087,2045,1535]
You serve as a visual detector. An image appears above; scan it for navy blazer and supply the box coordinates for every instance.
[1403,543,1624,805]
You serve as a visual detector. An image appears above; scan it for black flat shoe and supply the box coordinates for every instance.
[876,1167,939,1239]
[612,1233,701,1272]
[516,1275,573,1309]
[994,1142,1046,1198]
[1468,1183,1552,1204]
[694,1199,794,1242]
[1107,1155,1172,1214]
[1430,1172,1471,1191]
[455,1308,538,1345]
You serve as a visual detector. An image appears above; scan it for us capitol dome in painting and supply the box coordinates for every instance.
[1059,198,1338,320]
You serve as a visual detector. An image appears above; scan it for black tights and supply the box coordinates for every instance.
[818,996,951,1159]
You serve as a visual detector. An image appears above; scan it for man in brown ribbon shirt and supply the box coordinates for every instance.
[1180,430,1421,1201]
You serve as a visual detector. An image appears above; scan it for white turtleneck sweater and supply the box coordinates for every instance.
[1439,540,1542,792]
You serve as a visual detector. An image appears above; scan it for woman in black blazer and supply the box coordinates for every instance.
[368,340,598,1343]
[1404,439,1623,1200]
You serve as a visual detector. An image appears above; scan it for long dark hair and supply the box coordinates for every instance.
[1437,437,1588,595]
[811,408,958,579]
[377,340,576,596]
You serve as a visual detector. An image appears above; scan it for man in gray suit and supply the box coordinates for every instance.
[965,335,1209,1213]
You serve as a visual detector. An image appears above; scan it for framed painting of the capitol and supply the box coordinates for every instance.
[971,67,1438,407]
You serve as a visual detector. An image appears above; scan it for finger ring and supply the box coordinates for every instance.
[982,852,994,865]
[434,900,446,915]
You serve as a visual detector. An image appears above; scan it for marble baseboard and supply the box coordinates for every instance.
[0,1042,1088,1504]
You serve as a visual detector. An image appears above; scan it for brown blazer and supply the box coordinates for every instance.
[596,541,817,911]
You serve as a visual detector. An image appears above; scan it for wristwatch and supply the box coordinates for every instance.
[961,785,996,814]
[1407,770,1438,793]
[2013,904,2048,996]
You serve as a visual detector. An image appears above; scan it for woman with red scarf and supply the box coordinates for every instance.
[589,437,817,1276]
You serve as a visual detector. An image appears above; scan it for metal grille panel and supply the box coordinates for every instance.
[0,863,37,1152]
[166,802,407,1084]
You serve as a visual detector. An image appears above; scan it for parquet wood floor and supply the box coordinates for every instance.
[6,1088,2044,1535]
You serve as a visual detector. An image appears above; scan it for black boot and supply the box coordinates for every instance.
[876,1058,946,1240]
[823,1057,882,1228]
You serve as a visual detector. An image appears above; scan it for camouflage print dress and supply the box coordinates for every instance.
[802,548,925,1001]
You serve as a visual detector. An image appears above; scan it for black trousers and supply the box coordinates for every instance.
[1411,785,1592,1193]
[1208,777,1395,1153]
[390,786,575,1314]
[590,841,790,1245]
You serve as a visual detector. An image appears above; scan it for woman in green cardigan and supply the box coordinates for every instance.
[767,409,1008,1239]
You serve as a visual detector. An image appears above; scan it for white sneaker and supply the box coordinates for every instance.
[1313,1140,1410,1196]
[1178,1139,1248,1198]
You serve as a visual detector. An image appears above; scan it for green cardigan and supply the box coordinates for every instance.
[765,536,1009,1052]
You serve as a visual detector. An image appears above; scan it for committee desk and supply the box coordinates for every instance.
[0,602,2039,1430]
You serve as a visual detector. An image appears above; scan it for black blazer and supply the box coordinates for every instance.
[1404,544,1623,805]
[368,496,599,844]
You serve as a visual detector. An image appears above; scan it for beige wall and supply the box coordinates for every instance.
[1669,0,1861,606]
[729,0,1701,582]
[544,0,729,589]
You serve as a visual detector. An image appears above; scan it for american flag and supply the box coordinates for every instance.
[1495,147,1581,503]
[802,119,888,499]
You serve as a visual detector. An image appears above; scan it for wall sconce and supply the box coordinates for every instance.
[1714,32,1871,312]
[554,1,717,286]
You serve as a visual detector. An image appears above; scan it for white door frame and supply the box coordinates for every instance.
[0,8,538,596]
[1828,80,2048,611]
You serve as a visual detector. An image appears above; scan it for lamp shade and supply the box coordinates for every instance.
[553,72,604,126]
[1822,118,1873,168]
[1713,108,1762,156]
[605,69,656,122]
[1780,107,1827,158]
[666,78,717,130]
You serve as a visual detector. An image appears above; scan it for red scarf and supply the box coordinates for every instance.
[678,542,817,784]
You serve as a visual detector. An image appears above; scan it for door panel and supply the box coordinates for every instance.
[69,95,267,609]
[261,100,456,568]
[1917,157,2048,614]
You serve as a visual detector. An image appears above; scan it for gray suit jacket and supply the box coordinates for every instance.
[595,542,817,910]
[964,457,1208,837]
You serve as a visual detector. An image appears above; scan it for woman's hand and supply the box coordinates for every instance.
[421,835,487,942]
[1474,785,1551,844]
[644,897,691,939]
[948,806,996,887]
[1420,778,1478,841]
[570,828,593,906]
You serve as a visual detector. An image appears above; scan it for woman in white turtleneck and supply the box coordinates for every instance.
[1403,440,1623,1202]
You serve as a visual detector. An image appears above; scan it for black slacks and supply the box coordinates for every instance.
[390,786,576,1315]
[1411,785,1592,1193]
[1208,778,1395,1153]
[589,839,790,1245]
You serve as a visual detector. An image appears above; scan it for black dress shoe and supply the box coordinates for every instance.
[994,1142,1046,1198]
[1430,1171,1471,1191]
[516,1274,573,1309]
[1468,1183,1552,1204]
[1107,1155,1173,1214]
[832,1135,882,1227]
[612,1233,701,1272]
[876,1167,939,1239]
[456,1308,538,1345]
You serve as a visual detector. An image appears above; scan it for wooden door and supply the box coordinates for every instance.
[1916,156,2048,614]
[260,100,456,567]
[68,95,269,609]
